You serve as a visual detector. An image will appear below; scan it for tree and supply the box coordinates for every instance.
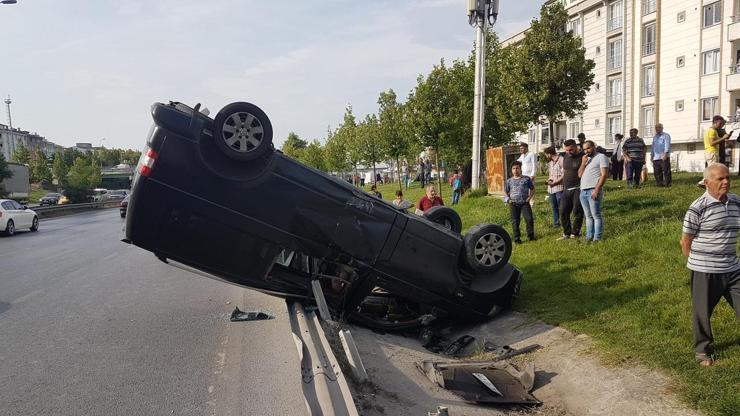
[11,143,31,164]
[300,140,327,171]
[377,89,412,191]
[516,3,595,146]
[355,114,383,184]
[324,127,350,175]
[64,157,101,203]
[335,105,361,185]
[281,132,308,160]
[52,152,68,187]
[120,149,141,165]
[30,149,52,184]
[0,154,13,198]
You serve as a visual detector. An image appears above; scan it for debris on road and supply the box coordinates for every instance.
[229,307,274,322]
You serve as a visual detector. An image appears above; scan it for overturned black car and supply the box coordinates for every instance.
[124,101,522,330]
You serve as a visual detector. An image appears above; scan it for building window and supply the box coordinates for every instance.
[607,78,622,108]
[703,2,721,28]
[643,23,656,56]
[607,114,622,144]
[643,0,656,15]
[703,49,720,75]
[541,126,550,144]
[677,11,686,23]
[608,38,623,70]
[676,56,685,68]
[642,64,655,97]
[528,129,536,144]
[688,143,696,154]
[607,1,623,32]
[568,18,582,37]
[701,97,718,121]
[568,121,581,139]
[675,100,684,112]
[595,82,600,91]
[642,106,655,136]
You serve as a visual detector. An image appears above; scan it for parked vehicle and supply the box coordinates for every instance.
[39,193,62,206]
[125,101,519,330]
[2,163,30,200]
[119,194,129,218]
[0,199,39,236]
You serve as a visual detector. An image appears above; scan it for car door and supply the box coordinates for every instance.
[11,200,30,228]
[1,201,19,228]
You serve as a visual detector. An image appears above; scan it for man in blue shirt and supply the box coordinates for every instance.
[651,123,672,187]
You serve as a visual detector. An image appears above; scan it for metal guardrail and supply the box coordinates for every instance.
[288,302,359,416]
[32,200,121,219]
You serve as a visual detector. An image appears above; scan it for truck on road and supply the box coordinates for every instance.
[1,162,30,201]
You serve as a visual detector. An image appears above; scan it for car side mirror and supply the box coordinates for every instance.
[22,205,28,210]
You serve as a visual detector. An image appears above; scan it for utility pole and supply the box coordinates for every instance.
[4,95,12,130]
[467,0,499,190]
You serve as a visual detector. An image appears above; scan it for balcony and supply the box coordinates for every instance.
[729,17,740,42]
[607,55,622,71]
[643,42,655,57]
[727,66,740,91]
[607,17,622,32]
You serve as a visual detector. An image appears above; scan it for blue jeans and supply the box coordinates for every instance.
[626,160,644,187]
[579,188,604,241]
[403,175,410,189]
[548,191,563,226]
[451,189,461,205]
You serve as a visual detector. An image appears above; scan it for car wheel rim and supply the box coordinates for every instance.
[221,111,264,153]
[8,222,14,234]
[442,218,452,229]
[473,233,506,266]
[33,218,38,228]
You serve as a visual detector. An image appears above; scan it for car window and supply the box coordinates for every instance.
[11,201,23,209]
[2,201,14,210]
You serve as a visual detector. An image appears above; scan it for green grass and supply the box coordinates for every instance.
[366,175,739,416]
[28,188,48,204]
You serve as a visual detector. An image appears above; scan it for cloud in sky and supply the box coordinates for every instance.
[2,0,540,150]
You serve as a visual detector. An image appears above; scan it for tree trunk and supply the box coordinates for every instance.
[396,157,403,193]
[435,147,443,199]
[373,162,376,185]
[549,119,555,148]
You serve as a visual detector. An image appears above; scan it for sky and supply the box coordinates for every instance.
[2,0,541,150]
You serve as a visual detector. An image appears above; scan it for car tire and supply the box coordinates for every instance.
[423,206,462,234]
[5,220,15,236]
[212,102,273,161]
[463,224,512,273]
[30,216,39,232]
[120,212,126,218]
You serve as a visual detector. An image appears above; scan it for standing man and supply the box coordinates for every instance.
[623,128,647,188]
[504,161,535,244]
[680,163,740,366]
[651,123,672,187]
[578,140,610,243]
[577,133,587,152]
[517,142,537,182]
[611,133,625,181]
[545,146,564,228]
[418,159,426,188]
[557,139,584,240]
[703,115,731,166]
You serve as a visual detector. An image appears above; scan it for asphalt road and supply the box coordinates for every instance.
[0,209,307,416]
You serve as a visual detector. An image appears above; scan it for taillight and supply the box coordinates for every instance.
[138,148,159,177]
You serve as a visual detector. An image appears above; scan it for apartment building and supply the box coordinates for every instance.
[0,124,63,161]
[504,0,740,172]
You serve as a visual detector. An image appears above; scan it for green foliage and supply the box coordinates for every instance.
[323,127,350,174]
[355,114,382,170]
[52,152,68,186]
[0,153,13,198]
[11,143,31,164]
[96,148,122,167]
[64,157,101,203]
[281,132,309,160]
[337,105,362,172]
[120,149,141,164]
[377,89,413,188]
[516,3,595,144]
[299,140,326,171]
[29,149,52,184]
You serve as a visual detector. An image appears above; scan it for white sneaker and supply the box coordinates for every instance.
[556,235,570,241]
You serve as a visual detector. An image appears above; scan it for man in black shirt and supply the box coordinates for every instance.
[558,139,584,240]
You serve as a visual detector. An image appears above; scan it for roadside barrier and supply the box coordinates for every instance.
[32,201,121,219]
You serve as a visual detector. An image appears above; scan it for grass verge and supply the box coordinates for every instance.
[366,174,739,416]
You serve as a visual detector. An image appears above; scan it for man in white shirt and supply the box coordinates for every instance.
[517,142,537,181]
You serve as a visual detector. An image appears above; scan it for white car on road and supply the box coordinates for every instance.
[0,199,39,236]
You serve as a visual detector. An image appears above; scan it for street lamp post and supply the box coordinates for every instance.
[467,0,499,190]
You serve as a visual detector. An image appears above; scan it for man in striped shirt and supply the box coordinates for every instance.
[680,163,740,366]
